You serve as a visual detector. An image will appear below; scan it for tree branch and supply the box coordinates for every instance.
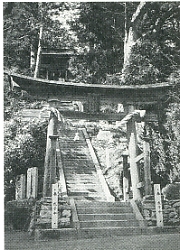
[131,2,146,24]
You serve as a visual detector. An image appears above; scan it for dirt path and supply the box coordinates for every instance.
[4,231,180,250]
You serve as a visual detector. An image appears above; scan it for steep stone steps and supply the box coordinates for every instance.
[58,128,107,201]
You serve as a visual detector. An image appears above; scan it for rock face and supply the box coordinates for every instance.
[141,195,180,226]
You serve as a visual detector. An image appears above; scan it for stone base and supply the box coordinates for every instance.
[34,226,180,241]
[35,228,78,241]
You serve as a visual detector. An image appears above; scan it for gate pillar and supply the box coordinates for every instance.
[126,105,141,200]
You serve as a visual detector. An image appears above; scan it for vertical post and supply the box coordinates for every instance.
[27,168,32,199]
[122,151,129,201]
[15,174,26,200]
[154,184,163,227]
[43,99,60,197]
[127,105,141,200]
[143,138,152,196]
[52,183,58,229]
[49,135,59,185]
[32,167,38,198]
[27,167,38,199]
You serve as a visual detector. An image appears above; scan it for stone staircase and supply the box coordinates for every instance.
[35,127,145,240]
[58,128,108,201]
[75,200,142,238]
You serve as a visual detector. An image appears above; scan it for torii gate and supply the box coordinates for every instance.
[5,71,175,200]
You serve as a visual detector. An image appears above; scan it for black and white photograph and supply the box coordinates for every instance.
[3,1,180,249]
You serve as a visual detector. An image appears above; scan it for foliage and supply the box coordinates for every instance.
[149,83,180,186]
[5,199,32,230]
[4,117,48,202]
[3,2,75,73]
[69,2,125,83]
[162,183,180,200]
[69,2,180,84]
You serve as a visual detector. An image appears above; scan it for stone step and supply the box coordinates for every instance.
[76,206,133,214]
[76,201,131,207]
[78,227,142,239]
[63,166,95,170]
[67,184,102,188]
[71,196,108,202]
[66,180,98,184]
[64,173,98,181]
[62,158,94,162]
[35,228,78,240]
[68,188,103,193]
[78,213,135,221]
[35,227,142,240]
[64,170,96,175]
[79,219,139,228]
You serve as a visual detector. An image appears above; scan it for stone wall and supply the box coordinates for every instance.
[5,197,72,232]
[141,195,180,226]
[36,197,72,229]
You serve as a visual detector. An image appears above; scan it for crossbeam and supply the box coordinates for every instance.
[5,72,173,107]
[20,109,158,122]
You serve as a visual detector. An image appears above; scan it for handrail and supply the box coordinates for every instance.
[56,139,68,197]
[69,198,80,230]
[130,199,147,228]
[82,128,115,202]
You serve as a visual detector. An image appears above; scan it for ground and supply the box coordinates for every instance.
[4,231,180,250]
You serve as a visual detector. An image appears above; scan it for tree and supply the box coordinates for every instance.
[4,116,48,201]
[69,2,180,84]
[3,2,76,74]
[69,2,125,83]
[120,2,180,84]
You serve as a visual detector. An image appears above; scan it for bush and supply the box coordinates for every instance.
[4,117,48,202]
[162,183,180,200]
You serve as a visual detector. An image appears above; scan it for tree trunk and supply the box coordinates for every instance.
[34,24,43,78]
[121,2,146,82]
[121,27,136,81]
[34,2,43,78]
[30,44,35,71]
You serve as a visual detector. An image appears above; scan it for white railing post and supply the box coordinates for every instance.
[52,183,59,229]
[154,184,164,227]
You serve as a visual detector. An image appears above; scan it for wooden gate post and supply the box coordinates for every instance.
[122,150,129,201]
[126,105,141,200]
[49,135,59,186]
[143,132,152,196]
[43,99,59,197]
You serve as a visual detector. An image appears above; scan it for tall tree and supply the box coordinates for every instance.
[3,2,76,74]
[120,2,180,84]
[69,2,180,84]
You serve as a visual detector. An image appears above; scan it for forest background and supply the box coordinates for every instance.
[3,2,180,201]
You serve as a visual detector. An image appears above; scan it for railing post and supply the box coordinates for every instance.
[122,150,129,201]
[154,184,164,227]
[52,183,59,229]
[126,105,141,200]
